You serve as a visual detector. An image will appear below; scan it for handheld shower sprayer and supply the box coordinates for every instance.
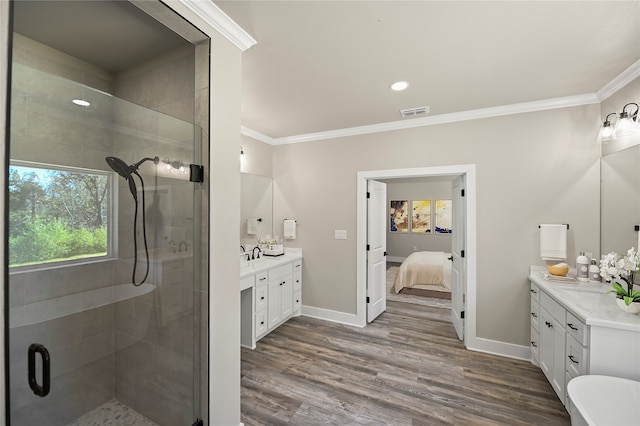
[105,155,159,286]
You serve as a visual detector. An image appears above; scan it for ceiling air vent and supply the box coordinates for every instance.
[400,106,430,118]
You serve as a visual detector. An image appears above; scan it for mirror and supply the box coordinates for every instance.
[600,144,640,256]
[241,173,273,246]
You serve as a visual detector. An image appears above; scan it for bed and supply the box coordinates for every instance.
[393,251,452,294]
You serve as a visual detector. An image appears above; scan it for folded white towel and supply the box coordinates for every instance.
[284,219,296,240]
[247,219,258,235]
[540,224,567,261]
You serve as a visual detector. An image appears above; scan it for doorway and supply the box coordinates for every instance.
[356,165,477,348]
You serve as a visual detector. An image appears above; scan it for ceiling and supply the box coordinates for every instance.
[214,1,640,141]
[12,0,191,74]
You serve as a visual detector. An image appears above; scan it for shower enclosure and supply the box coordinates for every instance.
[6,2,209,425]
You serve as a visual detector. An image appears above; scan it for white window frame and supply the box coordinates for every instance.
[8,160,118,273]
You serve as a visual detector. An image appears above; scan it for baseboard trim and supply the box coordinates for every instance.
[467,337,532,361]
[301,304,363,328]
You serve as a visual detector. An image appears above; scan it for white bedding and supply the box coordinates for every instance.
[393,251,452,294]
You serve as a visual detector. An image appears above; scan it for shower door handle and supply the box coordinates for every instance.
[28,343,50,397]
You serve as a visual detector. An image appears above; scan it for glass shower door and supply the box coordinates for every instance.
[7,63,203,426]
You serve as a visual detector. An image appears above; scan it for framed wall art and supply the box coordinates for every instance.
[411,200,431,233]
[435,199,452,233]
[389,200,409,233]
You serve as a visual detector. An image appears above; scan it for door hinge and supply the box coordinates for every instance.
[192,420,204,426]
[461,311,465,319]
[367,191,370,199]
[366,296,370,303]
[189,164,204,183]
[461,189,465,197]
[461,249,465,258]
[367,244,370,251]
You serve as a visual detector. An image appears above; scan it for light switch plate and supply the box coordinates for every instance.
[335,230,347,240]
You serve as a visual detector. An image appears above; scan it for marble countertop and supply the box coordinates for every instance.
[529,266,640,332]
[240,248,303,279]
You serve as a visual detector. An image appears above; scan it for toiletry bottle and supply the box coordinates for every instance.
[576,252,589,282]
[589,259,600,282]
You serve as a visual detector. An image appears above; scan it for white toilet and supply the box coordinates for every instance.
[567,375,640,426]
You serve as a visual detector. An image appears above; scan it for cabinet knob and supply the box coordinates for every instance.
[531,341,537,347]
[568,355,579,364]
[530,289,537,294]
[567,323,578,331]
[545,321,553,328]
[260,296,264,300]
[260,321,264,325]
[531,313,538,318]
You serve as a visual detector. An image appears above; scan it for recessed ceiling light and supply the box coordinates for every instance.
[390,81,409,91]
[72,99,90,107]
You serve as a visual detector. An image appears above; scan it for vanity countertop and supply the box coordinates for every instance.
[240,248,303,279]
[529,266,640,332]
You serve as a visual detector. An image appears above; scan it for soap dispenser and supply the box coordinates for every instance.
[576,252,589,282]
[589,259,600,282]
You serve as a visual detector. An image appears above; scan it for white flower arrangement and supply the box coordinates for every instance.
[600,248,640,306]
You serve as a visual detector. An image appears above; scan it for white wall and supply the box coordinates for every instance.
[273,103,602,347]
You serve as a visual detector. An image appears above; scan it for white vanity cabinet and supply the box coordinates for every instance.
[241,251,302,349]
[529,269,640,407]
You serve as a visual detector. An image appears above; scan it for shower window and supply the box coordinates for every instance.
[9,161,115,270]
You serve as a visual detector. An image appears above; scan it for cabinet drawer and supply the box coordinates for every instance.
[293,290,302,313]
[530,324,540,365]
[531,300,540,333]
[255,284,268,312]
[293,271,302,291]
[541,291,565,324]
[565,311,588,346]
[269,263,293,280]
[255,271,268,286]
[530,282,540,303]
[255,310,268,338]
[566,334,587,377]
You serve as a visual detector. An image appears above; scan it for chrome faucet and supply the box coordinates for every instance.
[252,246,262,260]
[178,241,189,252]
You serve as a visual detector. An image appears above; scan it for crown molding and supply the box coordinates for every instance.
[597,59,640,102]
[246,93,599,145]
[178,0,256,51]
[241,126,273,144]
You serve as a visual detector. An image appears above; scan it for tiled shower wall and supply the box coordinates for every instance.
[8,25,209,426]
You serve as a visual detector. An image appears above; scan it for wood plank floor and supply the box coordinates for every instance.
[241,300,570,425]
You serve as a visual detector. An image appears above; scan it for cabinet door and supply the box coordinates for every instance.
[268,279,282,329]
[281,276,293,319]
[540,308,566,402]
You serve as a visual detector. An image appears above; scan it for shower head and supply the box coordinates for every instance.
[106,156,137,200]
[105,156,160,201]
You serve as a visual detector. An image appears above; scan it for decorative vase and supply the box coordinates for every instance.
[615,298,640,314]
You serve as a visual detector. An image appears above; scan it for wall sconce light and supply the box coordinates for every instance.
[163,158,186,174]
[614,103,639,138]
[597,112,617,144]
[240,146,247,171]
[597,102,640,144]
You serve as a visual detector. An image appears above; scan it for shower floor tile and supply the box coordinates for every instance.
[67,399,159,426]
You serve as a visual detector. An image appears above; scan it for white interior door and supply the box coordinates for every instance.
[451,175,466,340]
[367,179,387,322]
